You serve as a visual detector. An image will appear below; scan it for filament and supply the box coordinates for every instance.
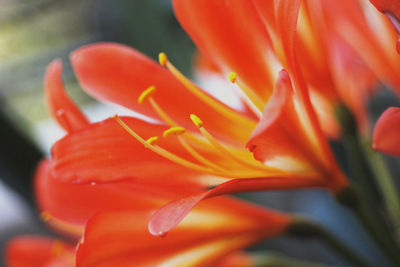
[228,72,264,118]
[158,52,257,129]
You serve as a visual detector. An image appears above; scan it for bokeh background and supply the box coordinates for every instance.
[0,1,399,266]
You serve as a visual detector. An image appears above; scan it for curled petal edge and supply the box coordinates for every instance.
[148,176,325,236]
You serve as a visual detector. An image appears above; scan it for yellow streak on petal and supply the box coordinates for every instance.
[40,211,83,236]
[157,235,256,267]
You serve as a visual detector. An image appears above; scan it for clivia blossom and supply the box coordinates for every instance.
[42,0,362,235]
[6,160,291,267]
[370,0,400,158]
[6,0,400,266]
[373,107,400,157]
[29,0,400,237]
[5,236,75,267]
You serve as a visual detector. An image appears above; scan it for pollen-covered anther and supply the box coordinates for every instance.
[163,127,186,138]
[138,86,156,104]
[190,114,203,128]
[228,72,237,83]
[146,136,159,146]
[158,52,168,67]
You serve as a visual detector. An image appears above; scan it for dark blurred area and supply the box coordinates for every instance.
[0,1,399,266]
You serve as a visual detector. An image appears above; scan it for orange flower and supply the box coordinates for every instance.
[76,198,289,267]
[42,0,400,238]
[42,0,357,236]
[5,236,75,267]
[369,0,400,33]
[33,160,290,267]
[373,107,400,157]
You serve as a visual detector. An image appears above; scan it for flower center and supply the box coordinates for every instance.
[113,53,320,181]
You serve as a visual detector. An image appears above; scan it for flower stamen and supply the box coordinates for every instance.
[114,114,218,173]
[163,127,186,138]
[146,136,159,146]
[158,52,257,129]
[138,85,156,104]
[228,72,264,118]
[189,114,280,172]
[114,115,283,178]
[163,126,227,172]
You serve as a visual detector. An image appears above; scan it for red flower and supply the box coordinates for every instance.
[76,198,289,267]
[373,107,400,157]
[33,159,290,267]
[41,0,366,236]
[38,0,400,239]
[5,236,75,267]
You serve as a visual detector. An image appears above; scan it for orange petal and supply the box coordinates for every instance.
[77,199,289,267]
[369,0,400,21]
[332,0,400,91]
[51,116,217,186]
[70,42,253,144]
[369,0,400,52]
[35,160,200,230]
[372,107,400,157]
[5,236,74,267]
[246,70,317,167]
[275,0,301,65]
[149,176,324,236]
[44,59,89,133]
[172,0,275,100]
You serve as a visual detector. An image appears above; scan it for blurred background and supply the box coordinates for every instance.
[0,0,399,266]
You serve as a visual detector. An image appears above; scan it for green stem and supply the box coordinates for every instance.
[334,104,400,265]
[255,252,332,267]
[337,188,400,266]
[360,138,400,243]
[287,219,373,267]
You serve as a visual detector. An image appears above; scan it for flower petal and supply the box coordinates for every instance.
[44,59,89,133]
[246,70,318,169]
[70,42,254,144]
[35,160,198,229]
[51,116,221,186]
[369,0,400,21]
[149,176,323,237]
[77,199,289,267]
[5,236,74,267]
[173,0,276,100]
[372,107,400,157]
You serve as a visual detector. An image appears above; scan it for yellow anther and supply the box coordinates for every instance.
[163,127,186,138]
[138,86,156,104]
[190,114,203,128]
[146,136,159,145]
[228,72,237,83]
[40,211,52,222]
[158,52,168,66]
